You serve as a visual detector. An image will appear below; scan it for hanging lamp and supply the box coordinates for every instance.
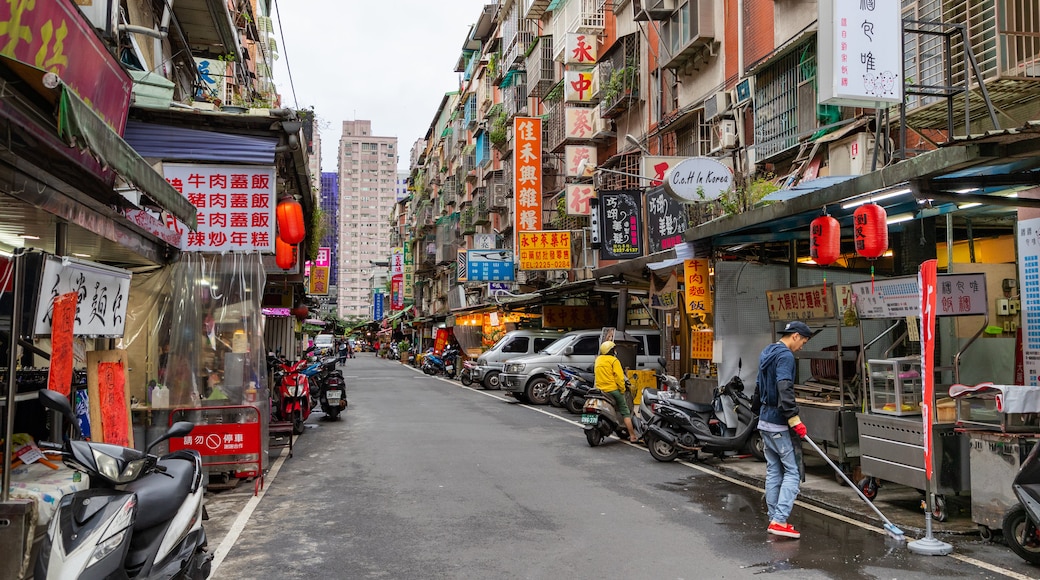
[276,196,306,244]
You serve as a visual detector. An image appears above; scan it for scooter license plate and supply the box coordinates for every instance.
[445,365,454,373]
[326,390,342,401]
[581,414,599,424]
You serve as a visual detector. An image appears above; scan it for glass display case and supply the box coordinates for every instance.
[868,357,922,416]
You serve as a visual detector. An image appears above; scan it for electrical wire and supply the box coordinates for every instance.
[272,0,299,109]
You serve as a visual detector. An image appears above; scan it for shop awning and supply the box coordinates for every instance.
[56,86,198,229]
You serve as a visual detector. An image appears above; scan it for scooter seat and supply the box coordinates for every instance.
[124,457,196,530]
[666,398,714,414]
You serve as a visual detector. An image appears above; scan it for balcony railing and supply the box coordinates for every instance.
[503,74,529,117]
[544,101,567,153]
[527,36,557,99]
[503,7,536,70]
[598,33,640,119]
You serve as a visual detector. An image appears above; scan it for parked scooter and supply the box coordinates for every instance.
[642,374,761,462]
[460,359,477,386]
[558,365,596,415]
[34,389,211,579]
[581,379,637,446]
[269,353,312,434]
[1006,441,1040,563]
[421,345,459,378]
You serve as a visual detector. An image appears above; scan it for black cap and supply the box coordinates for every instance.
[779,321,814,339]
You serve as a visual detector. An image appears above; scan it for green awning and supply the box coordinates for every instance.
[57,86,198,229]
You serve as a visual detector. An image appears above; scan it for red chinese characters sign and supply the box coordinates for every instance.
[170,422,261,458]
[514,117,542,232]
[766,285,835,321]
[0,0,132,134]
[566,184,594,216]
[163,164,276,252]
[565,107,597,141]
[519,231,571,271]
[542,305,603,329]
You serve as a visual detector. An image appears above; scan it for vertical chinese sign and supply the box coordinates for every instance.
[566,184,595,216]
[514,117,542,235]
[309,247,330,296]
[684,259,714,359]
[599,190,644,260]
[390,247,404,311]
[373,291,384,321]
[1018,217,1040,385]
[646,188,691,253]
[818,0,903,107]
[164,164,276,252]
[403,243,414,305]
[47,292,78,397]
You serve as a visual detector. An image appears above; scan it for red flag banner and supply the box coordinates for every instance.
[47,292,78,397]
[919,259,938,482]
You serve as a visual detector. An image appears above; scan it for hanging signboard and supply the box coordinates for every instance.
[390,247,404,276]
[308,247,330,296]
[391,275,404,310]
[663,157,734,203]
[641,156,687,187]
[457,249,468,282]
[35,256,132,337]
[1019,217,1040,385]
[646,187,690,253]
[851,273,988,319]
[818,0,903,107]
[766,285,834,322]
[514,117,542,233]
[565,70,598,103]
[565,145,596,177]
[683,259,713,324]
[373,291,384,321]
[542,305,604,329]
[467,250,516,281]
[650,271,679,311]
[519,231,571,270]
[691,330,714,360]
[164,163,276,252]
[565,107,598,140]
[566,184,595,216]
[473,233,497,250]
[599,190,643,260]
[564,33,599,65]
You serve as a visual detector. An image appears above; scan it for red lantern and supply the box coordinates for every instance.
[275,236,296,269]
[810,215,841,266]
[291,305,308,321]
[853,203,888,259]
[276,197,306,244]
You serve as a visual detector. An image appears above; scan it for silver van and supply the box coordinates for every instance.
[499,329,664,404]
[472,330,561,389]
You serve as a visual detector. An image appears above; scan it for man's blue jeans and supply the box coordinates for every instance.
[762,429,800,524]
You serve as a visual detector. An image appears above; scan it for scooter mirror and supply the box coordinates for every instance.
[38,389,77,425]
[657,356,666,368]
[148,421,195,453]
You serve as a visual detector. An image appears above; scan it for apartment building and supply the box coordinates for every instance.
[337,120,399,318]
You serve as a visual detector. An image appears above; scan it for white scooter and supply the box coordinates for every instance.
[34,389,211,579]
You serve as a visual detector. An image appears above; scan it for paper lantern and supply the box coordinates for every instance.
[810,215,841,266]
[291,305,309,321]
[276,197,306,244]
[854,203,888,259]
[275,236,296,269]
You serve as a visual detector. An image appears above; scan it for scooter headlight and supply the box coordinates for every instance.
[86,495,135,569]
[92,449,149,484]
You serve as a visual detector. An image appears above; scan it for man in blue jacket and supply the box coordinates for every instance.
[756,321,813,539]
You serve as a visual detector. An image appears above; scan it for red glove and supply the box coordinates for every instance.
[792,422,808,439]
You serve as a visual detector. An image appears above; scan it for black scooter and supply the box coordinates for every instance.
[1006,441,1040,564]
[643,375,761,462]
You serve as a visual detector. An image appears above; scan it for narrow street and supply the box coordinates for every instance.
[209,355,1034,579]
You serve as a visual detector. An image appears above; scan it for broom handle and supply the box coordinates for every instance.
[803,435,895,527]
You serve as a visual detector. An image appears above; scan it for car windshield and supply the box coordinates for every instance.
[539,336,574,355]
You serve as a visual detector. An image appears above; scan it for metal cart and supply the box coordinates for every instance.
[854,272,987,521]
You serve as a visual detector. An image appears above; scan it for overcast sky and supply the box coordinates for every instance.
[271,0,492,172]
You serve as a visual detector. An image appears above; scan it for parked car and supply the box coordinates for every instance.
[472,330,562,390]
[500,329,664,404]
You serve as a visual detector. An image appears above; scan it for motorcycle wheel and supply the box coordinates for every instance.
[548,390,563,407]
[525,378,550,405]
[423,365,435,375]
[326,407,341,420]
[565,395,585,415]
[746,431,766,462]
[645,432,680,462]
[483,371,501,390]
[1003,505,1040,564]
[292,408,305,435]
[585,427,604,447]
[461,372,473,386]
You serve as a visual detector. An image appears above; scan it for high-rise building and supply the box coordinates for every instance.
[336,120,398,318]
[319,171,339,287]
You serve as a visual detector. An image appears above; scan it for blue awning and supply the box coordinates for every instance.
[123,121,280,164]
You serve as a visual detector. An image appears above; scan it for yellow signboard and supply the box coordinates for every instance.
[519,231,571,270]
[690,330,714,359]
[683,259,712,315]
[766,285,835,321]
[308,265,329,295]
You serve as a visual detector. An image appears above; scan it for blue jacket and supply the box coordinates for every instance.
[757,342,799,426]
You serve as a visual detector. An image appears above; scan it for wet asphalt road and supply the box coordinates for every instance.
[213,354,1029,579]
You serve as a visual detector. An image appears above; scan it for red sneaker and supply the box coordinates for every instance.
[767,522,801,538]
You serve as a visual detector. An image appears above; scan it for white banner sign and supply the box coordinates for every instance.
[163,163,276,252]
[818,0,903,107]
[1019,217,1040,385]
[35,256,132,337]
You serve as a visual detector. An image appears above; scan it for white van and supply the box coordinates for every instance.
[472,330,561,389]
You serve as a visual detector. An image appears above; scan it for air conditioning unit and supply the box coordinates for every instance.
[490,183,509,208]
[633,0,677,21]
[828,132,877,176]
[703,91,730,121]
[709,119,738,153]
[734,76,755,105]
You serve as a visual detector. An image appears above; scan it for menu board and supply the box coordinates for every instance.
[852,273,987,319]
[599,190,644,260]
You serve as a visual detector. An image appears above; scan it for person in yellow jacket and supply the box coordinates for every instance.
[594,341,638,442]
